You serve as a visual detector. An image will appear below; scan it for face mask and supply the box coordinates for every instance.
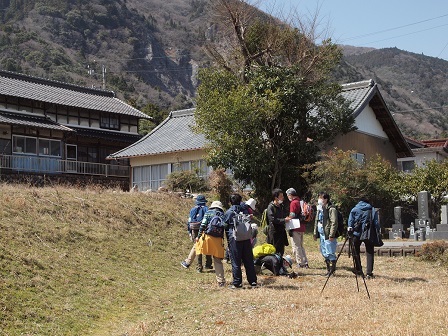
[318,199,324,206]
[277,199,283,204]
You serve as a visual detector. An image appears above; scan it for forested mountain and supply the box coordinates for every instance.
[336,47,448,139]
[0,0,446,139]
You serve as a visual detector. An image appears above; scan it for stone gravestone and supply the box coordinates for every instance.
[432,205,448,239]
[414,191,431,241]
[389,206,405,239]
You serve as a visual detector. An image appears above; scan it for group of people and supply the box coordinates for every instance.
[181,193,258,288]
[181,188,380,288]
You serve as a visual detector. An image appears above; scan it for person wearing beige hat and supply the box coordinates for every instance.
[195,201,227,287]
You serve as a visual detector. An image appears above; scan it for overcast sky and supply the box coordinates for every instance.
[256,0,448,61]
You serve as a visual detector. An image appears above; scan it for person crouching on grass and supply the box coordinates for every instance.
[195,201,226,287]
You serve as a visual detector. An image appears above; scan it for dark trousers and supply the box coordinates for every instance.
[228,237,257,286]
[352,235,375,275]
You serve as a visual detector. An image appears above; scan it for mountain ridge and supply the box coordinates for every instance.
[0,0,446,139]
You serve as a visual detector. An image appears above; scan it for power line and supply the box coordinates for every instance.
[437,40,448,58]
[391,106,448,114]
[341,13,448,43]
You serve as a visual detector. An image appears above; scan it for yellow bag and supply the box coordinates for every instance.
[252,243,276,259]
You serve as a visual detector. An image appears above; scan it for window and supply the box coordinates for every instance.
[66,144,77,160]
[100,114,119,130]
[78,146,98,163]
[400,160,415,173]
[132,164,169,191]
[13,136,37,155]
[351,153,365,165]
[38,139,61,157]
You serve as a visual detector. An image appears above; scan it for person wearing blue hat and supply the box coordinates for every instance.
[181,195,213,272]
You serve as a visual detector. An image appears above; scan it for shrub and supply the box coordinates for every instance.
[165,170,208,192]
[207,168,232,206]
[417,240,448,265]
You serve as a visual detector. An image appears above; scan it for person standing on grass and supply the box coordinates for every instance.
[285,188,309,269]
[195,201,227,287]
[224,193,258,289]
[313,192,338,277]
[266,188,290,257]
[180,195,212,272]
[347,197,380,280]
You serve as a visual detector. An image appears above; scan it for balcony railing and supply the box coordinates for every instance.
[0,154,129,177]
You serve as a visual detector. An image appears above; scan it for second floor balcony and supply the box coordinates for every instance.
[0,154,129,178]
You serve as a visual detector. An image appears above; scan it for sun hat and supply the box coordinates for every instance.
[209,200,224,212]
[195,194,208,205]
[245,198,257,211]
[285,188,297,196]
[283,255,293,268]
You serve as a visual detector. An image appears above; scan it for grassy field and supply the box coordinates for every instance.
[1,185,447,335]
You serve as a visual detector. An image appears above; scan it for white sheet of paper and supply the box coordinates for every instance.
[285,218,300,230]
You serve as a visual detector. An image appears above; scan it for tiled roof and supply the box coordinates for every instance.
[108,108,205,159]
[342,79,412,158]
[421,138,448,148]
[0,70,151,119]
[0,111,73,131]
[72,127,142,143]
[109,79,413,159]
[341,79,376,116]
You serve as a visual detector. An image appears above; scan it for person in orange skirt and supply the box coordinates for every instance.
[195,201,226,287]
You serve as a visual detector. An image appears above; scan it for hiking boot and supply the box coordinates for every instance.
[181,261,190,269]
[366,273,375,280]
[321,260,331,277]
[196,266,203,273]
[205,265,213,270]
[229,284,242,289]
[329,260,336,276]
[299,263,309,269]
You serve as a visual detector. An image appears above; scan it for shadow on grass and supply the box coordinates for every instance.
[335,266,428,283]
[257,275,301,290]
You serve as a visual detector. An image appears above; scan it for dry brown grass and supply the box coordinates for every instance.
[1,184,447,336]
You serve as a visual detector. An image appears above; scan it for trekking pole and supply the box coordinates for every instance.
[320,234,349,294]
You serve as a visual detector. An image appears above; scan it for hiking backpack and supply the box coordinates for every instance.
[300,200,315,223]
[260,208,269,235]
[189,205,206,231]
[333,207,344,238]
[205,213,225,238]
[232,211,253,241]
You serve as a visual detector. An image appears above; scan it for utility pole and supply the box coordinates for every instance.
[102,65,106,90]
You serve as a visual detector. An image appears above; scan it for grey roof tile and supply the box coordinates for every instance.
[0,70,151,119]
[108,108,205,159]
[341,79,375,115]
[0,112,73,131]
[109,79,412,159]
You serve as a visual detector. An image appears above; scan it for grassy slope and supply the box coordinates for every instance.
[1,185,448,335]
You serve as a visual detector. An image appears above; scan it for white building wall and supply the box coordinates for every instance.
[355,105,388,138]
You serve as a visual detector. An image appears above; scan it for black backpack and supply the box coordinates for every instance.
[332,206,344,238]
[206,212,225,238]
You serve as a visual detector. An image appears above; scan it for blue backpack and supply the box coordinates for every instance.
[206,212,225,238]
[189,205,206,231]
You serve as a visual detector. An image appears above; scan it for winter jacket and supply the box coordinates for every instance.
[347,201,379,237]
[313,202,338,240]
[266,202,289,251]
